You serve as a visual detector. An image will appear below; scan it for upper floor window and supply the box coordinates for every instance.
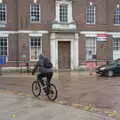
[59,4,68,23]
[30,3,40,23]
[56,1,72,23]
[86,3,96,24]
[114,5,120,25]
[0,3,6,24]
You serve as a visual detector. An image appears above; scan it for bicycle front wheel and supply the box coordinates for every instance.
[47,83,58,101]
[32,81,41,97]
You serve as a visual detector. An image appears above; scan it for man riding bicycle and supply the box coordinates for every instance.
[32,54,53,91]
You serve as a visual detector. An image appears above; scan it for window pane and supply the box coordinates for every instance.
[30,3,40,22]
[59,4,68,23]
[114,8,120,24]
[86,5,96,24]
[30,37,42,60]
[113,38,120,50]
[0,37,7,56]
[0,4,6,23]
[86,37,96,60]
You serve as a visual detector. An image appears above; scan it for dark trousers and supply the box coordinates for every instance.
[37,72,53,87]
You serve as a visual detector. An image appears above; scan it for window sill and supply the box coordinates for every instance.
[0,23,6,27]
[113,24,120,26]
[86,60,97,62]
[30,59,38,62]
[30,21,41,24]
[52,22,76,30]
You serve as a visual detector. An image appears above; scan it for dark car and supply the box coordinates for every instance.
[96,59,120,77]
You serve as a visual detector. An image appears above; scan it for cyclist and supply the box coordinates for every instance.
[32,54,53,92]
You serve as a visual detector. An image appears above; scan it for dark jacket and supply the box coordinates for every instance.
[32,55,53,74]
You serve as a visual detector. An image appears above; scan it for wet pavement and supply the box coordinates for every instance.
[0,71,120,119]
[0,92,115,120]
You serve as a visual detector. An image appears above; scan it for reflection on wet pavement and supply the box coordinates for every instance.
[0,71,120,118]
[54,72,120,118]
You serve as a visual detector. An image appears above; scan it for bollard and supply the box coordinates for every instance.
[26,62,30,74]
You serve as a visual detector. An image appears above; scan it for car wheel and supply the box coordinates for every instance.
[107,70,114,77]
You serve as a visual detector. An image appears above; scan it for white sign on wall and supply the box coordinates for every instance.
[0,0,2,3]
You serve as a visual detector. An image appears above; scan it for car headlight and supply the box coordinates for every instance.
[100,67,106,70]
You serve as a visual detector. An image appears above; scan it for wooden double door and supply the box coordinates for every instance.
[58,41,71,69]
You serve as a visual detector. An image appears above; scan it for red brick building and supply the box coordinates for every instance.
[0,0,120,70]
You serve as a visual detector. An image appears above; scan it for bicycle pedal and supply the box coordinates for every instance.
[43,87,47,91]
[45,89,49,95]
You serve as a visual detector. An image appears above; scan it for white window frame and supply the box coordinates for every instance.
[30,3,40,23]
[85,37,96,61]
[29,37,42,61]
[56,1,72,23]
[114,7,120,25]
[0,3,7,24]
[86,5,96,24]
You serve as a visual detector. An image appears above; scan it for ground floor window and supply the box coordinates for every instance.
[85,37,96,60]
[113,38,120,60]
[30,37,42,61]
[0,37,8,63]
[113,38,120,50]
[0,37,8,56]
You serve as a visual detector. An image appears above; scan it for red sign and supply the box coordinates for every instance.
[96,34,111,42]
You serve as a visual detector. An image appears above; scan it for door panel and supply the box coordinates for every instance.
[58,41,70,69]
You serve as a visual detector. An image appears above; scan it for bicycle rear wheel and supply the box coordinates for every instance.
[47,83,58,101]
[32,81,41,97]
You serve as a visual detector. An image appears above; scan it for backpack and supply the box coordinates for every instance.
[44,57,53,68]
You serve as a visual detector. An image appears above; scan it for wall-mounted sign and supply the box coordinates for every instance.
[96,34,111,42]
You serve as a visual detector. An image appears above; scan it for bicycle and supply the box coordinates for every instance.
[32,75,58,101]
